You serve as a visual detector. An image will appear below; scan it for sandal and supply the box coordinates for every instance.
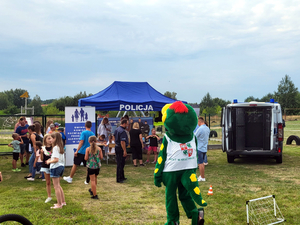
[51,204,62,209]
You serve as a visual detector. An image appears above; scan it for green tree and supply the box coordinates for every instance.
[275,75,299,112]
[51,92,92,111]
[164,91,177,100]
[200,93,215,114]
[29,95,43,115]
[212,98,230,108]
[0,92,9,110]
[244,96,260,102]
[260,93,275,102]
[4,88,28,108]
[3,105,19,114]
[43,105,61,114]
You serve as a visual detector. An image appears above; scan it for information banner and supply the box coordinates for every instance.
[65,106,95,166]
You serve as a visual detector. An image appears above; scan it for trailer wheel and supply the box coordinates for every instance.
[227,154,234,163]
[286,135,300,145]
[209,130,218,138]
[0,214,33,225]
[276,154,282,164]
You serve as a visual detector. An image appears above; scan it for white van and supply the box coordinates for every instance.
[221,99,284,163]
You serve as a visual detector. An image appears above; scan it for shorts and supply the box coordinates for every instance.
[74,153,86,166]
[20,143,29,154]
[50,166,64,178]
[13,152,19,161]
[40,167,50,174]
[148,146,157,152]
[198,151,206,164]
[88,168,100,176]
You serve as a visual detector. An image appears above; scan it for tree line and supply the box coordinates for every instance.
[0,75,298,116]
[0,90,92,115]
[165,75,299,115]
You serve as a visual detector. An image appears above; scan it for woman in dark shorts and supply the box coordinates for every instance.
[129,122,144,167]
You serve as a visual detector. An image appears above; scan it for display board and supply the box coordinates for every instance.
[65,106,96,166]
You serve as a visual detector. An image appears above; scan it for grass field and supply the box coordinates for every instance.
[0,144,300,224]
[0,118,299,224]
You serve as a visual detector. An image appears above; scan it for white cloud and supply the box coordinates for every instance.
[0,0,299,103]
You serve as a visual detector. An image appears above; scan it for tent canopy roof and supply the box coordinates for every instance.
[78,81,185,111]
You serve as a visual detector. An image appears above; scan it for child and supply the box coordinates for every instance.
[27,141,45,181]
[85,136,103,199]
[145,128,160,164]
[58,128,66,147]
[46,132,66,209]
[8,133,23,172]
[98,134,108,157]
[40,134,53,203]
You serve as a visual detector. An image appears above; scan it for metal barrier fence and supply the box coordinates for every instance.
[0,114,65,155]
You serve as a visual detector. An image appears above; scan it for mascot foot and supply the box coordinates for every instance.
[198,218,204,225]
[198,208,204,225]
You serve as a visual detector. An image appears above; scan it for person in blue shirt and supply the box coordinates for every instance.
[63,121,94,184]
[58,128,66,147]
[114,118,128,183]
[15,118,29,167]
[194,117,210,182]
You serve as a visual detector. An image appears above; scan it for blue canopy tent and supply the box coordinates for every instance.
[78,81,186,111]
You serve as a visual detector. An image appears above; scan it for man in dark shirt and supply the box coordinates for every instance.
[16,118,29,167]
[114,119,128,183]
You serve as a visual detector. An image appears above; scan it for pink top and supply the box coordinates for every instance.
[36,149,43,163]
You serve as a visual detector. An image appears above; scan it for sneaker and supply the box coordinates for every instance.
[84,180,89,185]
[45,197,52,203]
[24,175,32,179]
[198,176,206,182]
[36,171,40,174]
[144,160,150,164]
[42,179,46,181]
[27,177,35,181]
[139,164,145,166]
[16,168,21,172]
[151,161,157,164]
[21,163,26,167]
[26,162,29,165]
[91,195,99,199]
[197,176,202,182]
[63,176,72,183]
[12,169,17,172]
[203,162,208,166]
[88,188,93,196]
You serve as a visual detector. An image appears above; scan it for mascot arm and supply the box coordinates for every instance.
[154,136,168,187]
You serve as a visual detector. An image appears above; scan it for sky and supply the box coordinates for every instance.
[0,0,299,104]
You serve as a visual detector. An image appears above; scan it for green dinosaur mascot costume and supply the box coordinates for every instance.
[154,101,207,225]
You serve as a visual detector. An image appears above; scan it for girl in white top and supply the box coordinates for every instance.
[46,132,65,209]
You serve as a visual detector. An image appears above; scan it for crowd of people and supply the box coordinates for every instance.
[2,114,210,209]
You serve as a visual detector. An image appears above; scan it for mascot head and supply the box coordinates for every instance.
[162,101,197,136]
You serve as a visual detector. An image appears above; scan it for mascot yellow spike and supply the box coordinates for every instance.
[154,101,207,225]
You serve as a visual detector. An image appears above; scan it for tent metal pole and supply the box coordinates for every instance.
[116,111,121,118]
[123,111,127,117]
[133,111,137,117]
[141,111,146,117]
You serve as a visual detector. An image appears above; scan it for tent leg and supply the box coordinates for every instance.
[133,111,137,117]
[116,111,121,118]
[141,111,146,117]
[123,111,127,117]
